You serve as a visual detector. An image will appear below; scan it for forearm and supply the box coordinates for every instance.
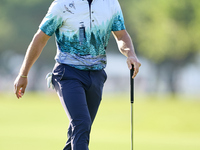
[114,30,137,58]
[19,30,50,76]
[113,30,141,78]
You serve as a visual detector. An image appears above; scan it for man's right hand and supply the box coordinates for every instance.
[13,29,50,99]
[14,75,28,99]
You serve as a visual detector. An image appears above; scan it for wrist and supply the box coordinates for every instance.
[126,49,136,57]
[19,74,28,78]
[127,55,137,60]
[20,75,28,78]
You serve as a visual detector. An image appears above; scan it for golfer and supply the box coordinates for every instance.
[14,0,141,150]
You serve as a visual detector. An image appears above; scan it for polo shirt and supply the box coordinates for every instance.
[39,0,126,70]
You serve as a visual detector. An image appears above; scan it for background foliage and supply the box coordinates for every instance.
[1,0,200,60]
[1,1,200,149]
[121,0,200,63]
[0,0,200,94]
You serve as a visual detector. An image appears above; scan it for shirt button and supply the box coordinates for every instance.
[92,20,94,22]
[92,11,94,13]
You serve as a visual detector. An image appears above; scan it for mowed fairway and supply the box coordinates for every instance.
[0,93,200,150]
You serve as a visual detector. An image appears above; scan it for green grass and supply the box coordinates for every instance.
[0,92,200,150]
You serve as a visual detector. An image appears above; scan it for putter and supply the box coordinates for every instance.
[130,65,134,150]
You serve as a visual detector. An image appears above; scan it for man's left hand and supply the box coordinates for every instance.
[127,56,141,78]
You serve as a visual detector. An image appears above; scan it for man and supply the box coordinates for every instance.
[14,0,141,150]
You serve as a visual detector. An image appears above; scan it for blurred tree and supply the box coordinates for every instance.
[1,0,200,93]
[120,0,200,94]
[0,0,56,65]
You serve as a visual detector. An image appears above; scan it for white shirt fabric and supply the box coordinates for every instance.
[39,0,125,70]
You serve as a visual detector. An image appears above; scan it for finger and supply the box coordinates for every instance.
[20,86,26,96]
[127,60,132,70]
[133,70,138,79]
[132,70,137,78]
[15,85,21,99]
[14,78,20,98]
[14,83,24,99]
[129,63,136,78]
[132,64,140,79]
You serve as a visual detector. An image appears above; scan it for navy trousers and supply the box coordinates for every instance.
[52,63,107,150]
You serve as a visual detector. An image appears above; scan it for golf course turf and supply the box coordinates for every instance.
[0,93,200,150]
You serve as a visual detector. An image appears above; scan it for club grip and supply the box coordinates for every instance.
[130,65,134,103]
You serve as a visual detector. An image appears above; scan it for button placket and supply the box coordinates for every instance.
[91,9,95,25]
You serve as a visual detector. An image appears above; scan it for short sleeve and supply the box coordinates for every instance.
[39,0,63,36]
[111,0,126,31]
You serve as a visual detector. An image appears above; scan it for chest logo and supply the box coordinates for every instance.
[63,4,75,14]
[69,1,76,9]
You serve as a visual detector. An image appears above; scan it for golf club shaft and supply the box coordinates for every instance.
[131,103,133,150]
[130,65,134,104]
[130,65,134,150]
